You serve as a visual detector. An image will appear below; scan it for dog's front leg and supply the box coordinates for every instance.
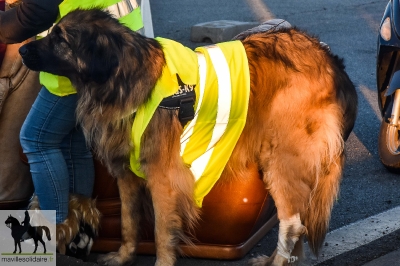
[98,172,144,266]
[147,174,182,266]
[141,109,199,266]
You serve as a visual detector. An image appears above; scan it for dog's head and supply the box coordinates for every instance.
[19,9,131,85]
[21,8,165,111]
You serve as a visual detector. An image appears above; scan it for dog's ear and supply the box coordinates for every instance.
[88,39,119,84]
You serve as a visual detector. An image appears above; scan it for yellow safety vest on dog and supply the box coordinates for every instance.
[130,38,250,207]
[39,0,144,96]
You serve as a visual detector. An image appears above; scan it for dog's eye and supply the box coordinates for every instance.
[55,34,71,48]
[52,26,61,35]
[58,35,69,44]
[52,27,70,45]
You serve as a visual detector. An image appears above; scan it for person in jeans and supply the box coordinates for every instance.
[0,0,143,256]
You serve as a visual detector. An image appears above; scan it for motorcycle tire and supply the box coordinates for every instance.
[378,118,400,173]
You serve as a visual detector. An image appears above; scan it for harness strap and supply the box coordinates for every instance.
[159,74,196,126]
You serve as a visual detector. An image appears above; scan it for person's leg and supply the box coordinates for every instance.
[61,124,94,197]
[20,88,79,223]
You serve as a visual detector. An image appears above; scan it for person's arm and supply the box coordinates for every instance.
[0,0,63,44]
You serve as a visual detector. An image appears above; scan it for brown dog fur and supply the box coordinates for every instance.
[20,9,358,266]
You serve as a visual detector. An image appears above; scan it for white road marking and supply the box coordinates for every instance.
[304,206,400,265]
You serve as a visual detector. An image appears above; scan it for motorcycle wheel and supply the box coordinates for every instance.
[378,118,400,173]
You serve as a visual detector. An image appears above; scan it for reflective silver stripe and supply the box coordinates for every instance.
[37,0,139,38]
[181,46,233,182]
[105,0,138,18]
[180,52,207,155]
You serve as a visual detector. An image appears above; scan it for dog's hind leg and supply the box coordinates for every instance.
[289,235,305,263]
[276,214,307,264]
[249,213,307,266]
[250,236,306,266]
[97,172,144,266]
[249,149,310,266]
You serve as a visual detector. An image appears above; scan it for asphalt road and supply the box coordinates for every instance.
[87,0,399,265]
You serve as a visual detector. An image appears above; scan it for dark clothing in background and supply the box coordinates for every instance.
[0,0,62,43]
[0,0,5,65]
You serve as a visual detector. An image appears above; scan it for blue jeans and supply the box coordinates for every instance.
[20,87,94,224]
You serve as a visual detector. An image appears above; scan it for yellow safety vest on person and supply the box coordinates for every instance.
[130,38,250,207]
[39,0,144,96]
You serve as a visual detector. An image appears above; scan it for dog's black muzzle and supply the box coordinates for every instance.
[19,43,41,71]
[18,45,29,57]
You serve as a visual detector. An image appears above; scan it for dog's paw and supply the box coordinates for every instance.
[249,254,297,266]
[248,255,272,266]
[97,252,135,266]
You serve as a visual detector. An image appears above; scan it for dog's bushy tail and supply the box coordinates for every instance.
[304,106,346,256]
[305,50,357,255]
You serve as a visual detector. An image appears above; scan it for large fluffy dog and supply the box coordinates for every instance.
[20,9,357,266]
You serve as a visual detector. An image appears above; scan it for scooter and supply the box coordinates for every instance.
[377,0,400,172]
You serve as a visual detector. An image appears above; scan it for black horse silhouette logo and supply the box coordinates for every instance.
[4,211,51,253]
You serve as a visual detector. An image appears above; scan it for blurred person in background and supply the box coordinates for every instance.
[0,0,143,257]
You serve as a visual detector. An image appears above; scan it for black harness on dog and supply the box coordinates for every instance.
[158,74,196,126]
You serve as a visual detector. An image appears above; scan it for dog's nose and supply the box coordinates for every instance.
[19,45,29,56]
